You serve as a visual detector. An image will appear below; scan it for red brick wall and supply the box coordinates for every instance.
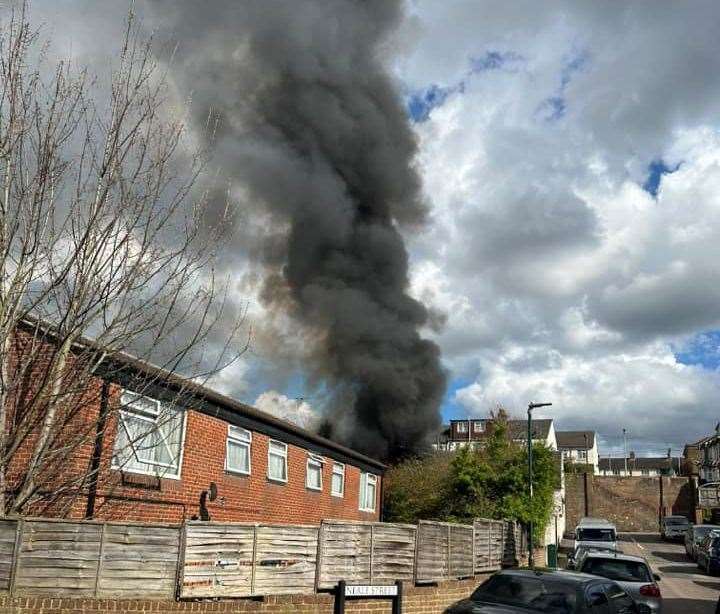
[81,401,382,524]
[0,577,485,613]
[7,331,382,525]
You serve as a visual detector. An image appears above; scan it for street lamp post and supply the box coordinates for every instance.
[527,401,552,569]
[623,429,628,475]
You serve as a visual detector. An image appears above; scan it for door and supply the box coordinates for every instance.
[603,582,636,614]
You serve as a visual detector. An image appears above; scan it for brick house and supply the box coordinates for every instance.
[434,418,557,451]
[5,326,385,525]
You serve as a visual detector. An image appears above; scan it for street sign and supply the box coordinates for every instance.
[333,579,402,614]
[345,584,398,597]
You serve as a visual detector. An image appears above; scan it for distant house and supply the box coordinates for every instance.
[698,427,720,482]
[556,431,599,474]
[598,452,680,477]
[682,440,703,477]
[434,418,557,451]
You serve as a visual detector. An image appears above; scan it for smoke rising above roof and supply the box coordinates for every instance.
[154,0,446,459]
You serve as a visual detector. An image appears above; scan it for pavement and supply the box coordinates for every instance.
[620,533,720,614]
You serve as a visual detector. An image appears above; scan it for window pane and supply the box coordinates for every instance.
[269,451,287,480]
[270,441,286,456]
[366,478,376,510]
[332,472,343,494]
[229,426,251,442]
[307,462,322,489]
[227,440,250,473]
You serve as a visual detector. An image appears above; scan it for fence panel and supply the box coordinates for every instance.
[253,524,318,596]
[449,524,474,578]
[13,519,102,596]
[473,519,493,573]
[97,523,180,598]
[502,521,520,567]
[415,520,450,583]
[0,519,18,592]
[180,522,254,598]
[316,520,372,589]
[371,523,416,584]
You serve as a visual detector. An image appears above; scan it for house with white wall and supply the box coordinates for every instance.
[556,431,599,474]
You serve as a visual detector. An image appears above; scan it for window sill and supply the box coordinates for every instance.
[267,476,288,485]
[225,469,251,478]
[306,485,322,492]
[359,508,376,514]
[331,492,344,498]
[111,466,181,482]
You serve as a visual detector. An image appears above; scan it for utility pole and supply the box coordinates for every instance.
[623,429,628,475]
[527,401,552,569]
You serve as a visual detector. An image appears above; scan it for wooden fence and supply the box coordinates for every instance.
[414,520,474,583]
[1,517,180,598]
[179,522,318,599]
[316,520,416,589]
[0,516,525,600]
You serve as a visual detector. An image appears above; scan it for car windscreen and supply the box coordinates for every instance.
[578,528,615,542]
[580,558,651,583]
[694,527,715,541]
[471,575,577,614]
[664,518,688,526]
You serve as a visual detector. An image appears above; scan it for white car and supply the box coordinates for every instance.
[660,515,689,541]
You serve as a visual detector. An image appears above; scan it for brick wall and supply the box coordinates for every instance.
[0,577,485,614]
[78,404,381,524]
[8,330,382,525]
[565,473,696,533]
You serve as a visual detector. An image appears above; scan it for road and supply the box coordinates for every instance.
[620,533,720,614]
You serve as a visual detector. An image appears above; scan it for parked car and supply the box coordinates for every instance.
[443,568,650,614]
[659,515,689,541]
[696,532,720,575]
[568,546,624,571]
[577,551,661,613]
[684,524,718,560]
[574,518,619,554]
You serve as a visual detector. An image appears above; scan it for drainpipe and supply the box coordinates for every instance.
[85,381,110,519]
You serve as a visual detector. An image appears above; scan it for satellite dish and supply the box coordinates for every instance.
[208,482,218,502]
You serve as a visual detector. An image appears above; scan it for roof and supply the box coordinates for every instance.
[556,431,596,449]
[599,456,680,472]
[497,568,600,584]
[578,517,614,528]
[18,318,386,473]
[580,551,647,564]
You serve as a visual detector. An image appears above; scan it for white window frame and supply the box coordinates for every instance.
[267,440,288,483]
[111,390,186,480]
[359,472,378,513]
[331,462,345,497]
[306,453,324,491]
[456,421,468,433]
[472,421,484,433]
[225,425,252,475]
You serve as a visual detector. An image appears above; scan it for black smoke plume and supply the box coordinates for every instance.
[153,0,446,459]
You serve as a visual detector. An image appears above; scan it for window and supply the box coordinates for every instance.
[226,426,252,474]
[331,463,345,497]
[359,472,377,512]
[267,440,288,482]
[578,450,587,460]
[306,453,323,490]
[641,469,650,476]
[472,421,484,433]
[456,421,468,433]
[112,391,185,479]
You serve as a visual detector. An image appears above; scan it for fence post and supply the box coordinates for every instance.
[412,522,420,585]
[250,524,258,595]
[94,522,107,598]
[369,523,374,585]
[315,521,325,592]
[471,522,476,577]
[175,521,187,600]
[447,524,452,580]
[8,518,23,596]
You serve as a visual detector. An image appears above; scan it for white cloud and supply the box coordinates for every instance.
[404,1,720,451]
[254,391,318,430]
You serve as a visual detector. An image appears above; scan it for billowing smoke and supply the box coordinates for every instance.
[153,0,446,459]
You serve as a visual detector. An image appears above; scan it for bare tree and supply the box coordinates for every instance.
[0,5,243,516]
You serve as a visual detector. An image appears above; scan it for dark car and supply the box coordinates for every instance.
[444,568,648,614]
[696,532,720,575]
